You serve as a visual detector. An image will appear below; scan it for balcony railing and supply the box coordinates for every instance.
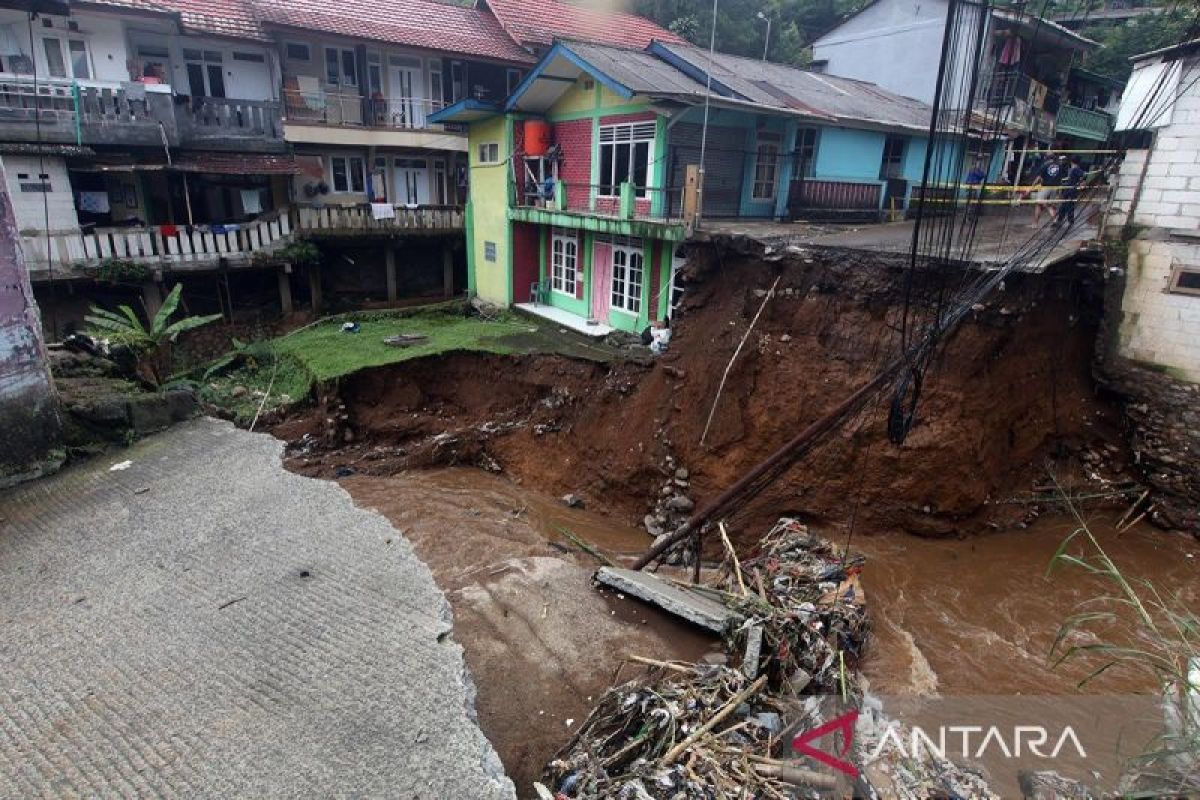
[282,88,448,131]
[21,203,465,277]
[513,179,686,224]
[1056,103,1113,141]
[0,77,169,145]
[178,96,283,145]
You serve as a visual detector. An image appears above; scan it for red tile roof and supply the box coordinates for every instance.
[152,0,269,41]
[251,0,535,63]
[173,151,311,174]
[481,0,685,50]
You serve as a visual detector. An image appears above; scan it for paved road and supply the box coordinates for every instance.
[0,418,514,799]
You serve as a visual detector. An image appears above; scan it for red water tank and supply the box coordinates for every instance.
[524,119,552,157]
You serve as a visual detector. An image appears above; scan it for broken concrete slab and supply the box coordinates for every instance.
[595,567,742,634]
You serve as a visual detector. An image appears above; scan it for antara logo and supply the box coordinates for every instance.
[793,711,1089,779]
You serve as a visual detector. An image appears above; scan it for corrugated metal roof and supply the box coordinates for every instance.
[657,43,934,132]
[566,42,712,99]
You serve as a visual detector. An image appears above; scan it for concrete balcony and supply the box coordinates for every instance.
[177,96,286,153]
[0,77,286,151]
[1055,103,1113,141]
[509,180,690,241]
[0,77,173,147]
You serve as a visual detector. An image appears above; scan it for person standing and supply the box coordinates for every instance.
[1056,157,1086,229]
[1030,154,1065,227]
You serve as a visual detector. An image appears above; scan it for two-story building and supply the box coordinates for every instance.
[812,0,1106,175]
[433,38,983,337]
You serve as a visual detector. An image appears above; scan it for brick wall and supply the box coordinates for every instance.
[553,119,593,211]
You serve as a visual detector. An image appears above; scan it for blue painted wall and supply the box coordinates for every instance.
[813,127,886,181]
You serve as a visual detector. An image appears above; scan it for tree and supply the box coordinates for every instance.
[85,284,222,386]
[1081,6,1197,82]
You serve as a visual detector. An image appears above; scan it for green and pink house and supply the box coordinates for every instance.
[433,35,996,336]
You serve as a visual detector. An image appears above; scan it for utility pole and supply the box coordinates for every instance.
[757,11,771,60]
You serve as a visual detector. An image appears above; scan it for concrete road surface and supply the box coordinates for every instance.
[0,418,514,799]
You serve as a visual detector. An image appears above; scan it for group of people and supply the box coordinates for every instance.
[1028,153,1087,229]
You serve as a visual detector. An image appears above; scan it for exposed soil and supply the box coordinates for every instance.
[278,246,1130,545]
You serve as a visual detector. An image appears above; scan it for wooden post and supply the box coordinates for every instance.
[385,246,398,302]
[442,244,454,297]
[141,279,163,319]
[683,164,700,228]
[308,263,323,314]
[277,266,293,315]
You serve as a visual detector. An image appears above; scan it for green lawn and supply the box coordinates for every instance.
[275,306,535,381]
[197,303,623,423]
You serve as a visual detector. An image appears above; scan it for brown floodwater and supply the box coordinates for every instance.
[340,468,1199,793]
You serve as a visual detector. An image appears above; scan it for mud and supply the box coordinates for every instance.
[282,249,1128,543]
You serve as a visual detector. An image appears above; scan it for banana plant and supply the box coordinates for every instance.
[85,284,221,386]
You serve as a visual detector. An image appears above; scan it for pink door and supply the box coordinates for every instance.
[591,241,612,322]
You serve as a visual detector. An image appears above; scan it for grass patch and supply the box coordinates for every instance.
[274,303,534,382]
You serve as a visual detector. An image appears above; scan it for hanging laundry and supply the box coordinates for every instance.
[159,223,178,237]
[240,189,264,215]
[78,191,111,213]
[209,224,228,234]
[371,202,396,221]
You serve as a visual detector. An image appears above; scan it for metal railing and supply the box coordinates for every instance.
[512,179,687,224]
[282,87,448,130]
[1056,103,1113,141]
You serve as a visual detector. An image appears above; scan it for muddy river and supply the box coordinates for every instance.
[340,467,1199,790]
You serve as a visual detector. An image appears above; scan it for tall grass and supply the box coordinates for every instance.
[1047,491,1199,795]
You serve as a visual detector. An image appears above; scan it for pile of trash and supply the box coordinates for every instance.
[720,518,869,695]
[542,520,869,798]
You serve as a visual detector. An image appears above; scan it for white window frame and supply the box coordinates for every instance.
[476,142,499,164]
[550,228,579,297]
[41,35,91,80]
[428,59,444,108]
[752,131,781,201]
[325,45,357,87]
[598,122,655,198]
[610,239,644,315]
[329,154,366,194]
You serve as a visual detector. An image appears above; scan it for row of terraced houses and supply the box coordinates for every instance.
[0,0,1122,337]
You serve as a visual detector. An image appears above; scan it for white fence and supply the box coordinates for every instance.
[22,204,463,277]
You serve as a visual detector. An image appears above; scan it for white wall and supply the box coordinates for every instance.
[167,37,277,101]
[811,0,950,104]
[0,156,79,235]
[0,9,130,84]
[1107,59,1200,382]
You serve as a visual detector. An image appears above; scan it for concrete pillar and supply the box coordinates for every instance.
[142,280,163,320]
[442,244,454,297]
[278,267,293,315]
[308,263,323,314]
[385,246,398,302]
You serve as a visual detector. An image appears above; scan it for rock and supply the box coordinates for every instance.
[674,467,689,480]
[665,495,694,513]
[643,515,663,537]
[231,385,248,398]
[673,478,689,488]
[779,333,792,342]
[561,493,584,508]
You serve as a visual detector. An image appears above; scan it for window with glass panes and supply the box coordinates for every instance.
[793,128,819,179]
[610,240,643,314]
[752,131,781,200]
[598,122,655,197]
[551,229,578,296]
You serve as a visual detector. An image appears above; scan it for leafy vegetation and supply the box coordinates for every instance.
[85,284,222,386]
[1048,502,1199,793]
[633,0,870,65]
[250,240,321,268]
[1080,5,1195,82]
[89,258,152,285]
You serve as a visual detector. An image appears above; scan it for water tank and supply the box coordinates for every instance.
[524,119,552,157]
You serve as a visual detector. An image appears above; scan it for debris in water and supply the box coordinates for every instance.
[109,460,133,471]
